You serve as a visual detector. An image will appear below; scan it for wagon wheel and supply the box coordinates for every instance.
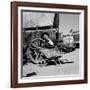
[31,38,45,48]
[29,38,46,65]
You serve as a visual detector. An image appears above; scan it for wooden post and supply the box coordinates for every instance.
[53,13,59,40]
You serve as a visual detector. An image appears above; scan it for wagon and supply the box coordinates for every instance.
[28,38,74,66]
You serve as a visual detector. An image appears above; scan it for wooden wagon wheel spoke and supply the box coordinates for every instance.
[29,38,46,65]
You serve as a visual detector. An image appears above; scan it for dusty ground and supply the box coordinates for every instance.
[23,49,79,77]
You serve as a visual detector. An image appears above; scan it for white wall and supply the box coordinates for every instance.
[0,0,89,90]
[59,13,79,34]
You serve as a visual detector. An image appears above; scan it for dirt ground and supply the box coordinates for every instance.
[23,49,79,77]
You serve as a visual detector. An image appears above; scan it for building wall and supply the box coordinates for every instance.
[23,12,54,28]
[23,12,79,35]
[59,13,79,34]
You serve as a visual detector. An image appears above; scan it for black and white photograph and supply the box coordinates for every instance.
[21,10,81,79]
[11,2,87,87]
